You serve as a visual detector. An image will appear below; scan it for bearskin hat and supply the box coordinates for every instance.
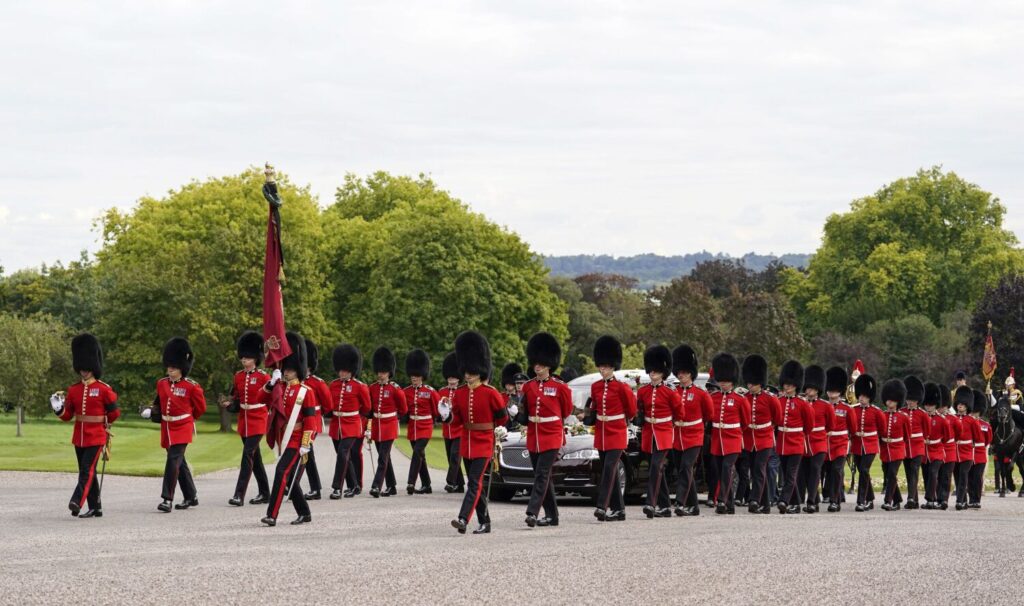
[954,385,974,410]
[526,332,562,372]
[903,375,924,403]
[672,344,699,378]
[441,352,459,380]
[803,365,826,394]
[236,331,264,364]
[854,374,876,402]
[711,353,740,384]
[643,344,672,378]
[779,360,804,390]
[332,344,362,375]
[405,349,430,379]
[305,339,320,374]
[881,379,906,406]
[954,371,967,382]
[922,382,942,408]
[280,332,308,379]
[372,347,396,377]
[71,333,104,379]
[593,335,623,370]
[501,362,523,387]
[972,388,988,415]
[825,366,848,394]
[939,385,951,409]
[741,354,768,387]
[455,331,491,380]
[162,337,194,377]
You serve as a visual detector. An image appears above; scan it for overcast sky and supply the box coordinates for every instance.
[2,1,1022,272]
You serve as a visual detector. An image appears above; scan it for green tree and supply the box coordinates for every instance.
[644,278,725,366]
[0,313,71,435]
[721,291,808,370]
[0,254,99,330]
[970,274,1024,389]
[547,276,616,373]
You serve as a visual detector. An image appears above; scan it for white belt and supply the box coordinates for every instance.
[529,415,560,423]
[239,403,265,411]
[925,439,943,445]
[855,431,877,437]
[374,412,397,419]
[956,440,973,445]
[749,422,772,430]
[712,422,740,429]
[974,442,985,447]
[778,426,804,433]
[910,432,923,438]
[881,437,903,443]
[674,419,702,427]
[597,414,625,422]
[162,413,191,422]
[646,416,673,424]
[333,410,360,417]
[409,415,433,421]
[811,426,825,432]
[945,439,955,444]
[828,431,848,437]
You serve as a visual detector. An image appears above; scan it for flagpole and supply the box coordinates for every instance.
[262,162,292,455]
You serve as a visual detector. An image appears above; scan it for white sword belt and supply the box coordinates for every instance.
[529,415,560,423]
[239,403,265,410]
[974,442,985,447]
[881,437,903,443]
[162,413,191,422]
[674,419,702,427]
[645,416,673,424]
[409,415,433,421]
[749,422,772,430]
[956,440,973,445]
[811,426,825,432]
[711,422,740,429]
[374,412,397,419]
[778,426,804,433]
[333,410,360,417]
[855,431,877,437]
[597,414,625,422]
[827,431,848,437]
[909,432,924,438]
[925,439,943,445]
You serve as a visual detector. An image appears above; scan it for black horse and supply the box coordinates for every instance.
[989,396,1024,497]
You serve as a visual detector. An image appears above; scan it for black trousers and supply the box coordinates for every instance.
[458,457,491,524]
[444,437,465,488]
[780,454,802,506]
[827,457,846,504]
[346,437,364,489]
[527,450,559,518]
[882,460,902,504]
[266,447,309,519]
[938,461,955,503]
[331,437,357,490]
[673,446,703,509]
[234,434,270,498]
[711,453,739,507]
[407,438,432,487]
[734,451,751,503]
[903,455,922,503]
[955,460,974,504]
[371,440,397,490]
[162,443,197,501]
[803,452,826,505]
[924,459,942,502]
[969,461,986,503]
[303,443,322,493]
[72,445,103,509]
[597,449,625,512]
[703,446,719,503]
[855,453,875,506]
[646,448,669,508]
[748,448,773,508]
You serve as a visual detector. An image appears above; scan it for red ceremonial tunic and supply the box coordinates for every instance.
[743,390,781,452]
[974,418,991,465]
[807,398,836,456]
[776,395,814,456]
[851,404,886,456]
[673,383,713,451]
[924,412,949,463]
[944,413,963,463]
[436,384,462,439]
[828,401,858,460]
[880,409,911,463]
[232,369,269,438]
[709,390,751,456]
[281,380,319,449]
[521,377,573,453]
[637,382,682,454]
[304,375,332,434]
[590,377,638,451]
[326,378,371,440]
[450,384,506,459]
[902,406,928,458]
[369,381,408,442]
[404,384,439,442]
[155,377,206,448]
[59,379,119,447]
[957,415,983,462]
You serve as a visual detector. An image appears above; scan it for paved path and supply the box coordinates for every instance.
[3,441,1023,605]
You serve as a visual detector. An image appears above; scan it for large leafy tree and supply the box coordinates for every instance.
[970,274,1024,388]
[722,291,809,370]
[0,313,71,434]
[644,278,725,367]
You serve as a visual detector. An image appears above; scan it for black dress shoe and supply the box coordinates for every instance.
[290,514,312,525]
[407,484,416,495]
[726,506,736,515]
[525,514,538,527]
[748,503,760,514]
[261,516,276,526]
[866,502,874,511]
[643,505,656,519]
[939,502,948,510]
[444,484,456,493]
[175,498,198,510]
[608,510,626,521]
[786,505,800,514]
[157,500,173,513]
[893,503,901,510]
[304,491,321,501]
[537,516,558,527]
[921,502,935,510]
[343,487,360,498]
[69,501,81,517]
[329,490,343,500]
[472,523,491,534]
[827,503,840,512]
[881,502,893,511]
[968,502,981,509]
[249,494,268,505]
[452,518,467,534]
[803,505,818,514]
[369,487,381,498]
[854,504,866,512]
[683,506,701,516]
[80,508,103,518]
[655,507,672,518]
[676,506,689,517]
[415,486,432,495]
[594,507,607,521]
[777,502,788,514]
[228,496,244,507]
[904,500,918,510]
[758,506,771,514]
[454,485,465,493]
[715,503,727,515]
[955,502,965,511]
[383,486,397,497]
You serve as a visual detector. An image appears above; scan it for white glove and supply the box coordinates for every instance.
[364,429,371,441]
[50,393,64,412]
[437,399,451,420]
[508,404,519,417]
[270,369,282,385]
[299,446,311,456]
[141,407,152,419]
[494,426,508,441]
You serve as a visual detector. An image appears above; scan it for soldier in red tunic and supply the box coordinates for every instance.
[142,337,207,513]
[224,331,271,507]
[261,332,319,526]
[669,344,713,517]
[437,352,466,493]
[969,389,991,508]
[879,379,911,510]
[51,333,119,518]
[776,360,813,514]
[740,354,779,514]
[953,386,979,510]
[897,376,928,509]
[517,332,574,528]
[584,336,637,522]
[326,344,371,500]
[824,366,857,512]
[299,339,331,501]
[937,388,957,509]
[921,382,947,509]
[445,331,508,534]
[851,374,885,511]
[637,345,682,519]
[404,349,438,495]
[708,353,751,514]
[367,347,408,498]
[800,365,835,513]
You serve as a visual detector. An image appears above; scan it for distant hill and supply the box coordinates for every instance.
[543,252,812,289]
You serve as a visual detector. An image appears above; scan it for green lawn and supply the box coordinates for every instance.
[0,414,276,477]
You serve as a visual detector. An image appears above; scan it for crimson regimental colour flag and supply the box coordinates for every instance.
[982,334,997,382]
[263,205,291,368]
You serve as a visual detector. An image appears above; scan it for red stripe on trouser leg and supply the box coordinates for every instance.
[80,447,103,506]
[270,455,298,519]
[466,464,488,524]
